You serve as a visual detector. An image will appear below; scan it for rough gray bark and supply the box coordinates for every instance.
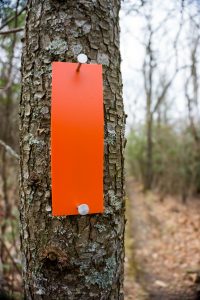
[19,1,125,299]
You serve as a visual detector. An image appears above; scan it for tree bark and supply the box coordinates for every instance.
[19,1,125,299]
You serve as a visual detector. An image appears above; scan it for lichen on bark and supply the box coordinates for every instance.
[20,0,125,299]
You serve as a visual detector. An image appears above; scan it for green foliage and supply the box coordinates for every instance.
[126,122,200,197]
[126,125,146,184]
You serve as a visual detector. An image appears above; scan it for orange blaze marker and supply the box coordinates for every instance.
[51,62,104,216]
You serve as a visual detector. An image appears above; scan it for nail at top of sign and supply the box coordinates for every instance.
[78,53,88,63]
[76,53,88,72]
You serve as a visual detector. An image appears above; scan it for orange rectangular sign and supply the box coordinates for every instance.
[51,62,104,216]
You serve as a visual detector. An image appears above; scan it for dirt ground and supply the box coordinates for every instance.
[124,178,200,300]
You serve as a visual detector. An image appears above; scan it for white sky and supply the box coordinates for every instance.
[120,0,200,130]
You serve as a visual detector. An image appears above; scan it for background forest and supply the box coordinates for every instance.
[123,0,200,199]
[0,0,200,299]
[0,0,25,298]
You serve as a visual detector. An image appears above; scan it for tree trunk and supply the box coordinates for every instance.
[145,112,153,190]
[19,1,125,299]
[145,92,153,190]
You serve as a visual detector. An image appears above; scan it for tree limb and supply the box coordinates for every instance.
[152,65,189,114]
[0,27,24,35]
[0,140,19,160]
[0,238,21,275]
[0,5,26,31]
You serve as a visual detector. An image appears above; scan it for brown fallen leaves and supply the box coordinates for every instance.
[124,179,200,300]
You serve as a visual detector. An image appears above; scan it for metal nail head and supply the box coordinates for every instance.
[77,204,89,215]
[76,53,88,72]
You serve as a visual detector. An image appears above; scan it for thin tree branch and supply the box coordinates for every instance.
[0,238,21,275]
[0,5,26,31]
[0,78,13,96]
[0,1,21,97]
[0,27,24,35]
[0,140,19,160]
[152,65,189,114]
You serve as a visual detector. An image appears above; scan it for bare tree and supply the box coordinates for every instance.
[123,1,186,190]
